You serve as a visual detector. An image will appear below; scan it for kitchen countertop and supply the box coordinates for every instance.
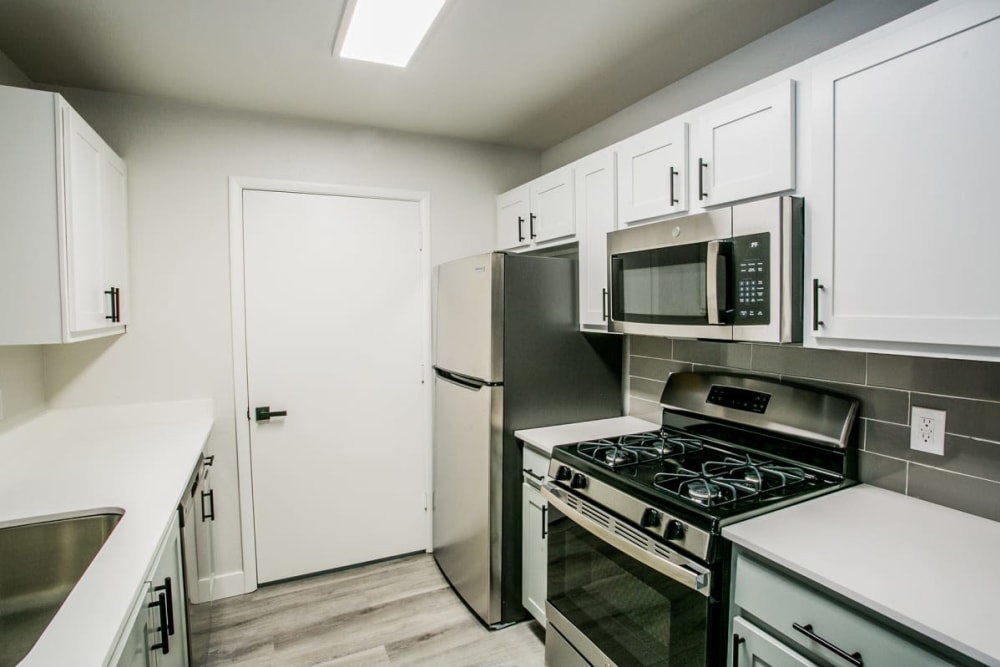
[0,399,214,666]
[723,484,1000,666]
[515,416,660,455]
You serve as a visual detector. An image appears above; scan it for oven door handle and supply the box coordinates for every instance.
[542,483,711,596]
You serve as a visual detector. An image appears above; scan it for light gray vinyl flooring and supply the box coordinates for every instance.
[205,553,546,666]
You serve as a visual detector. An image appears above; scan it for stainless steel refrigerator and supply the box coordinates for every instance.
[432,251,622,628]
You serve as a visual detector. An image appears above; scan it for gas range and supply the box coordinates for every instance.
[542,372,859,666]
[546,372,859,565]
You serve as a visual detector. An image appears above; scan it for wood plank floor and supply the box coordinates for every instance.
[205,553,546,666]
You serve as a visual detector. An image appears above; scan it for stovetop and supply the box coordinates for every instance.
[550,427,845,527]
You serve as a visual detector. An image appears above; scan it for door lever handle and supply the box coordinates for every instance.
[255,406,288,421]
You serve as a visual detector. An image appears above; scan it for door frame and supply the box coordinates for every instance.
[228,176,432,594]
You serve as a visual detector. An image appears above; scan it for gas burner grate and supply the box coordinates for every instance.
[575,431,690,469]
[651,458,812,507]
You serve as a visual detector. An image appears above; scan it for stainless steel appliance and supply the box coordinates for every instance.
[608,195,803,342]
[432,251,623,628]
[543,371,858,666]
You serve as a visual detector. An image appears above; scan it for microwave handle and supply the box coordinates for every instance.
[707,240,726,325]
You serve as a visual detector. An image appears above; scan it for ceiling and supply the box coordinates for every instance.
[0,0,834,150]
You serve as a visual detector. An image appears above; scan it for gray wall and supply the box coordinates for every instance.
[0,50,46,433]
[628,336,1000,523]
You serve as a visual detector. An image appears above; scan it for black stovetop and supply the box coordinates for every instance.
[550,426,845,528]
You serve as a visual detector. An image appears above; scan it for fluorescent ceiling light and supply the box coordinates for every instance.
[336,0,447,68]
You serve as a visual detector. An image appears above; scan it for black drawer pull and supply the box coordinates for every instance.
[517,216,525,242]
[201,488,215,521]
[698,158,708,200]
[793,622,863,666]
[812,279,825,331]
[149,591,170,654]
[669,166,679,205]
[733,633,745,667]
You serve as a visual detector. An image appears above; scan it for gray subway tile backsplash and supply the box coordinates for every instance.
[626,335,1000,523]
[868,354,1000,402]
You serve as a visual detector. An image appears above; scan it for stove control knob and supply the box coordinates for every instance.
[640,508,661,528]
[555,466,572,482]
[665,520,686,541]
[570,472,588,490]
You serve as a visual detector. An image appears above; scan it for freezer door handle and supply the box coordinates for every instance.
[434,368,490,391]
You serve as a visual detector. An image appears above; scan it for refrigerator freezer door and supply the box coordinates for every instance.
[432,370,504,626]
[433,252,503,383]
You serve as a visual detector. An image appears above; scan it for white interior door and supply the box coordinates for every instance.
[242,189,427,584]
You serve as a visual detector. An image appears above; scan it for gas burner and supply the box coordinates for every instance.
[663,435,705,457]
[685,480,722,504]
[577,437,663,469]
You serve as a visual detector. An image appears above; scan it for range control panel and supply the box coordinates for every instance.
[733,232,771,325]
[707,385,771,414]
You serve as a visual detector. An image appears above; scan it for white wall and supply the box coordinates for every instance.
[36,88,539,590]
[541,0,933,170]
[0,50,46,434]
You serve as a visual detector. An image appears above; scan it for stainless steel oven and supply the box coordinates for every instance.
[607,196,803,343]
[542,372,859,667]
[544,484,720,667]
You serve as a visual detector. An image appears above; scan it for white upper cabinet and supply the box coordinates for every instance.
[0,85,129,344]
[497,166,575,251]
[616,119,688,225]
[809,3,1000,350]
[496,184,531,251]
[692,79,795,207]
[575,150,616,330]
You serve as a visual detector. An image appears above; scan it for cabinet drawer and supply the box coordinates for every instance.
[522,446,550,482]
[735,555,949,666]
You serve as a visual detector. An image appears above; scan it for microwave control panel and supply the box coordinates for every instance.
[733,232,770,325]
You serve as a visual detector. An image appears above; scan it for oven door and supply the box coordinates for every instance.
[542,484,722,667]
[607,210,733,340]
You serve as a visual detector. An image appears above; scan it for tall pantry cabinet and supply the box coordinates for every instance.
[0,84,129,345]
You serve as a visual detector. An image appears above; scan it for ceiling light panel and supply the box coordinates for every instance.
[337,0,446,68]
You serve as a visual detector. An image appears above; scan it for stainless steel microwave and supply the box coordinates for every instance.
[607,196,803,343]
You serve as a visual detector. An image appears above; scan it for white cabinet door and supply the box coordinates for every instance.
[148,517,188,667]
[732,617,818,667]
[497,168,576,252]
[693,80,795,207]
[521,480,547,625]
[528,166,575,244]
[497,185,530,251]
[616,119,688,224]
[575,150,615,329]
[113,583,153,667]
[810,4,1000,349]
[0,86,128,344]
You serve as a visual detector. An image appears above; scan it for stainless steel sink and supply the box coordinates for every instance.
[0,511,122,667]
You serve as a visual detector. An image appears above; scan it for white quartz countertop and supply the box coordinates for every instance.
[0,399,214,667]
[515,416,659,455]
[723,484,1000,665]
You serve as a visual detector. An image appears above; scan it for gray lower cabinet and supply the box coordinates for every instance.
[113,515,188,667]
[730,551,951,666]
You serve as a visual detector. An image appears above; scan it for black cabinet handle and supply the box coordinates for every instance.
[203,455,215,467]
[517,216,525,242]
[149,591,170,654]
[793,622,863,666]
[104,287,120,323]
[698,158,708,201]
[201,488,215,521]
[601,288,608,321]
[529,213,537,239]
[812,279,825,331]
[733,633,745,667]
[255,406,287,421]
[669,167,679,205]
[541,505,548,539]
[154,577,175,636]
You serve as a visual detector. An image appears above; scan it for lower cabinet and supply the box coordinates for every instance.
[113,514,189,667]
[730,551,950,667]
[521,446,549,625]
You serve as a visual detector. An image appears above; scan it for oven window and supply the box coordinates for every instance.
[611,244,708,324]
[547,507,711,666]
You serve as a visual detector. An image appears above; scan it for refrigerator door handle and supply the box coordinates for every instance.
[434,368,488,391]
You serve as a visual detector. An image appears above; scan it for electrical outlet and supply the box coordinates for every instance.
[910,406,946,455]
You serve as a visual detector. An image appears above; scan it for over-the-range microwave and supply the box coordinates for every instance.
[607,195,803,343]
